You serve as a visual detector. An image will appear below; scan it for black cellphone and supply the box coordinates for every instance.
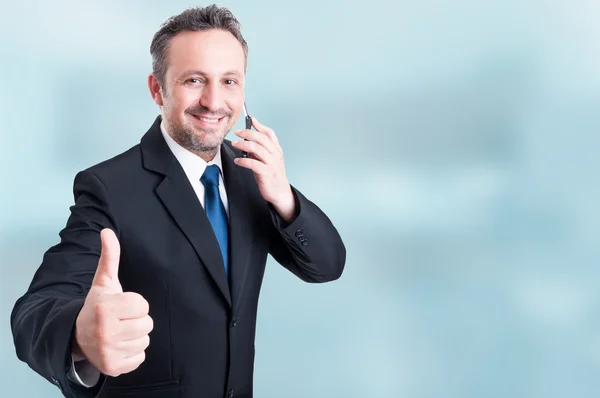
[241,103,251,158]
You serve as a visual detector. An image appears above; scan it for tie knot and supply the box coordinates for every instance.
[200,164,221,187]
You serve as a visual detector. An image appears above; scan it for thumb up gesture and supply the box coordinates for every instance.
[73,229,153,377]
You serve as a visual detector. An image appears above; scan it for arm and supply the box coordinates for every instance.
[267,185,346,283]
[10,170,113,397]
[230,118,346,283]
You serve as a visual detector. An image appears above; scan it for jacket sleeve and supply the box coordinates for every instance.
[267,185,346,283]
[10,170,115,397]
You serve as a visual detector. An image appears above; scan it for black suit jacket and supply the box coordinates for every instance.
[10,116,346,398]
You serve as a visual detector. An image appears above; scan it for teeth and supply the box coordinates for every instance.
[198,117,219,124]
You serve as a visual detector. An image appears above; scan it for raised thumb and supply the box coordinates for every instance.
[92,228,122,291]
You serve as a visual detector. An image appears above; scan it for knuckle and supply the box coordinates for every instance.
[121,291,135,303]
[94,327,108,344]
[105,365,120,377]
[125,351,146,373]
[131,293,150,313]
[119,293,133,309]
[127,352,146,373]
[93,302,109,319]
[99,358,118,377]
[140,300,150,315]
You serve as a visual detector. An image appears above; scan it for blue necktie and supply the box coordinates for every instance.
[200,165,229,277]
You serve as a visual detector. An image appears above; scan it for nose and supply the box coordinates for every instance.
[199,82,223,112]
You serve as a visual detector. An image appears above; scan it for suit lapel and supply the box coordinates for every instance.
[221,143,255,314]
[141,116,231,307]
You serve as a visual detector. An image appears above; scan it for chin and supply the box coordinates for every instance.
[201,131,228,148]
[193,128,225,141]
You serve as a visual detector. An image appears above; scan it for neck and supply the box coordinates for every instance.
[195,149,218,163]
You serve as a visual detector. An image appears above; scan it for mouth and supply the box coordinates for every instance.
[190,114,227,128]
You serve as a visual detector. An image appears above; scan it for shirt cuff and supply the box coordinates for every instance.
[67,354,101,388]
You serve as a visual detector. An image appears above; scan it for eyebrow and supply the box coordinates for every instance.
[179,69,243,78]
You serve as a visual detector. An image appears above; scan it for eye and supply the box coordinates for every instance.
[187,78,202,84]
[224,79,236,85]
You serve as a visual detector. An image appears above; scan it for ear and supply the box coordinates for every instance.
[148,73,164,106]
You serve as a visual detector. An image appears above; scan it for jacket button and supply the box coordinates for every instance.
[301,239,309,246]
[295,229,303,237]
[228,389,235,398]
[231,319,238,328]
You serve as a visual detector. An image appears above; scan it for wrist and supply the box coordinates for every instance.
[72,328,86,362]
[271,186,296,224]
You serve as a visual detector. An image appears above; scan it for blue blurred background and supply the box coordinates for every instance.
[1,0,599,397]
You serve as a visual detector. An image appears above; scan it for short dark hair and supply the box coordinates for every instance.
[150,5,248,88]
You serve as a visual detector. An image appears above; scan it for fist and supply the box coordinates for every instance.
[73,229,153,377]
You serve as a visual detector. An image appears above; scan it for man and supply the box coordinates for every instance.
[10,5,345,398]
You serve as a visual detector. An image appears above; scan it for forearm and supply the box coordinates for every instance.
[11,169,115,396]
[269,186,346,282]
[11,294,102,397]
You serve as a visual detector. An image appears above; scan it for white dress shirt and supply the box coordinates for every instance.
[68,121,229,387]
[159,122,229,217]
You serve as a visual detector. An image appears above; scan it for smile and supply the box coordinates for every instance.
[191,114,226,127]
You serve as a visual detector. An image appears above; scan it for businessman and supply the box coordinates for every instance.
[10,5,345,398]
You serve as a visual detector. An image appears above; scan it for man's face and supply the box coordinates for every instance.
[150,29,245,154]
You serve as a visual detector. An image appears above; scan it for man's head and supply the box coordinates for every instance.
[148,5,248,159]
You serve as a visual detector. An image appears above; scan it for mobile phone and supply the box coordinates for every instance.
[241,103,251,158]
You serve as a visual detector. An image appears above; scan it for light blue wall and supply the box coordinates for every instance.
[1,1,598,397]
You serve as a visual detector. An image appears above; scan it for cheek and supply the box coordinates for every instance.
[165,91,195,116]
[226,93,244,116]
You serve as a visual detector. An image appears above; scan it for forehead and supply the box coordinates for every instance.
[166,29,245,77]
